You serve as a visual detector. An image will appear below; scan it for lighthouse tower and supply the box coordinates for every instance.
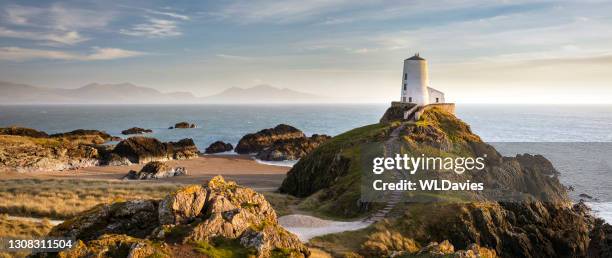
[401,53,430,106]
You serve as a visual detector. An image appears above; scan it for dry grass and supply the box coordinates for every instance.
[0,179,180,219]
[0,214,53,238]
[0,215,54,258]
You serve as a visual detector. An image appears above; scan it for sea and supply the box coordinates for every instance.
[0,104,611,221]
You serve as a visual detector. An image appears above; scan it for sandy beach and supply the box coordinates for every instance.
[2,154,290,191]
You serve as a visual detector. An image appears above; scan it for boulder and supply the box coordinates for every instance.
[112,137,199,164]
[256,134,331,161]
[0,126,49,138]
[235,124,305,154]
[172,122,196,129]
[158,185,207,225]
[124,161,187,180]
[121,127,153,135]
[184,176,309,257]
[204,141,234,154]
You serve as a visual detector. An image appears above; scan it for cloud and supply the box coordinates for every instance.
[120,18,182,37]
[3,4,113,30]
[145,9,190,20]
[0,47,146,61]
[0,4,113,45]
[211,0,355,24]
[0,27,88,45]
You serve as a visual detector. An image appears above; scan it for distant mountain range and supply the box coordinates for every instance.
[0,81,325,104]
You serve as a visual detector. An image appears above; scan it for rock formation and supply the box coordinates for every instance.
[0,135,99,172]
[43,176,309,258]
[124,161,187,180]
[235,124,305,154]
[235,124,330,161]
[121,127,153,135]
[1,127,121,145]
[204,141,234,154]
[0,126,49,138]
[256,134,331,161]
[171,122,196,129]
[112,137,199,164]
[50,129,121,144]
[280,107,612,257]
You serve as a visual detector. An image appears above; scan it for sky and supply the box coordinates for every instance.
[0,0,611,104]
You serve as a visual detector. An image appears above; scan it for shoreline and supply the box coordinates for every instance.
[1,154,290,190]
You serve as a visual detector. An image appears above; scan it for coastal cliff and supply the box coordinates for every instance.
[280,107,611,257]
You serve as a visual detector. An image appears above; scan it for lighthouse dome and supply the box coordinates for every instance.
[406,53,425,61]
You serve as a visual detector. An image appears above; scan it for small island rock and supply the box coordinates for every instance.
[112,136,199,164]
[121,127,153,135]
[235,124,305,154]
[172,121,196,129]
[204,141,234,154]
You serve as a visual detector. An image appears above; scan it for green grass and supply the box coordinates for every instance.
[194,238,254,258]
[261,192,300,217]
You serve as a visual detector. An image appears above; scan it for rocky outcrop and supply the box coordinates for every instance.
[0,135,99,172]
[124,161,187,180]
[256,134,331,161]
[50,129,121,144]
[112,137,199,164]
[170,122,196,129]
[0,126,49,138]
[121,127,153,135]
[281,107,612,256]
[235,124,305,154]
[45,176,308,258]
[204,141,234,154]
[589,217,612,257]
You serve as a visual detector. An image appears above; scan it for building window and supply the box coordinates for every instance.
[409,97,412,102]
[402,97,406,102]
[404,73,407,80]
[436,98,439,103]
[403,84,406,90]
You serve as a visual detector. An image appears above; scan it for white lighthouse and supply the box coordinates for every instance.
[401,53,445,106]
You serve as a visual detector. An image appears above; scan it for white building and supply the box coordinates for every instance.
[400,53,445,106]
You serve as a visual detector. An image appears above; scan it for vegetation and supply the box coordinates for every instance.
[280,122,393,219]
[0,214,53,238]
[194,238,254,258]
[0,179,179,219]
[262,192,301,217]
[0,215,54,258]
